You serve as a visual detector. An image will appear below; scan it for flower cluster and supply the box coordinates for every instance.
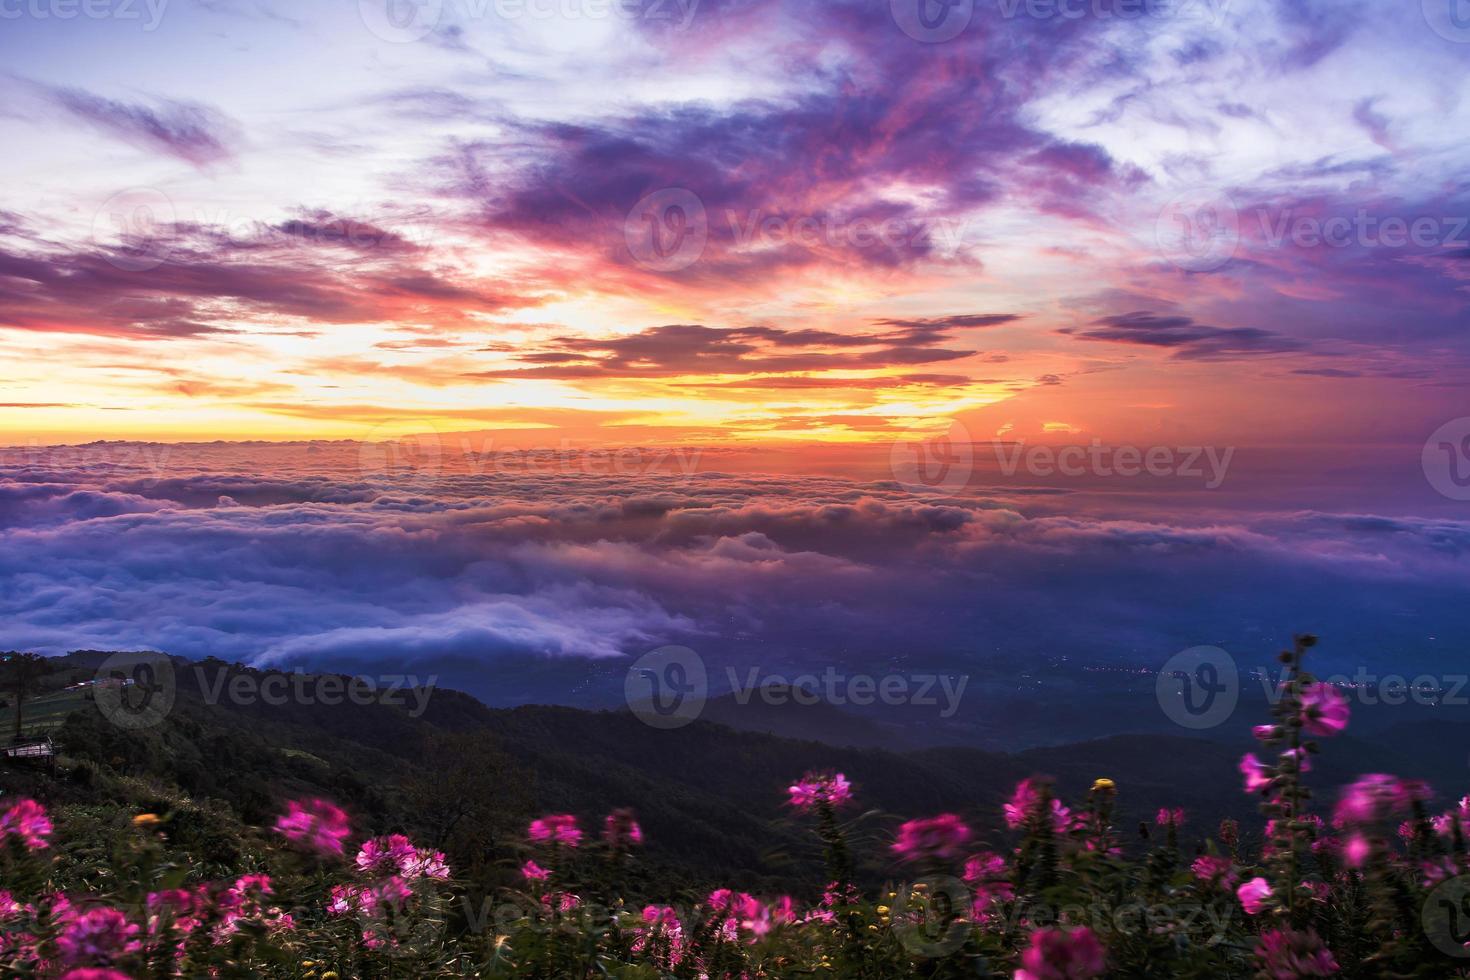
[787,772,854,811]
[10,638,1470,977]
[0,798,53,850]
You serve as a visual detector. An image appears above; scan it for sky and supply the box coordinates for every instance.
[1,1,1469,736]
[0,0,1466,448]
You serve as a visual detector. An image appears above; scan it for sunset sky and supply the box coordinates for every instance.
[2,1,1469,720]
[2,0,1466,448]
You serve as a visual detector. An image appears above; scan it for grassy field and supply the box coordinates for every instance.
[0,687,91,738]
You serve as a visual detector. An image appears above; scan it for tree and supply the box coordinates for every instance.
[402,730,530,885]
[1,652,49,744]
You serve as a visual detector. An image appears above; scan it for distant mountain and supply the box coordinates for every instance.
[8,651,1470,896]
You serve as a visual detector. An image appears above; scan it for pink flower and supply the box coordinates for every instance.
[273,798,351,857]
[528,814,582,847]
[963,852,1012,889]
[787,772,854,811]
[1343,833,1371,868]
[1423,857,1459,888]
[1015,926,1107,980]
[521,860,551,882]
[545,892,580,914]
[1156,808,1185,828]
[1299,682,1350,737]
[1239,754,1272,793]
[405,849,450,880]
[964,852,1015,914]
[326,885,358,916]
[734,894,772,939]
[0,890,24,920]
[892,814,972,863]
[0,799,53,850]
[1191,856,1236,889]
[145,887,206,938]
[1254,928,1339,978]
[353,835,449,881]
[1003,779,1070,833]
[1333,774,1430,826]
[356,834,418,875]
[770,896,797,925]
[57,907,141,966]
[1253,725,1280,741]
[603,809,644,849]
[358,876,413,916]
[642,904,680,929]
[61,972,133,980]
[1237,877,1272,916]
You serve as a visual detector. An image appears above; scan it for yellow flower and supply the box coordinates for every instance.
[1091,778,1116,792]
[322,973,339,980]
[132,813,161,828]
[876,905,890,915]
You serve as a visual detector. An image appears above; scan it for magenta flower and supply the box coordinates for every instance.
[1299,681,1350,737]
[273,798,351,857]
[326,885,358,916]
[603,809,644,849]
[642,904,680,929]
[1237,877,1272,916]
[57,907,141,966]
[1191,855,1236,889]
[0,799,53,851]
[406,849,450,881]
[892,814,972,863]
[1156,808,1185,828]
[1003,779,1070,833]
[356,834,417,875]
[1239,754,1272,793]
[787,772,854,811]
[1333,774,1430,826]
[528,814,582,847]
[1015,926,1107,980]
[964,852,1015,913]
[60,971,133,980]
[543,891,580,914]
[522,859,551,882]
[1253,928,1339,978]
[1343,833,1371,867]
